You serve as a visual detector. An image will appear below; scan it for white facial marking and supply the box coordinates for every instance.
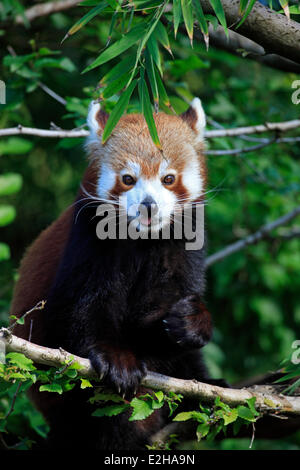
[182,155,203,201]
[97,162,116,199]
[120,162,141,179]
[86,100,101,146]
[190,97,206,142]
[119,176,177,232]
[159,159,171,177]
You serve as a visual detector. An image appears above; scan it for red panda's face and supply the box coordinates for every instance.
[85,99,206,233]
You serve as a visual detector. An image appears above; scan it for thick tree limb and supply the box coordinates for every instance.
[0,328,299,416]
[15,0,81,25]
[0,118,299,139]
[205,205,300,267]
[201,25,300,74]
[200,0,300,64]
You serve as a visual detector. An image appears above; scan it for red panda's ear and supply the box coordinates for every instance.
[180,97,206,142]
[87,100,109,138]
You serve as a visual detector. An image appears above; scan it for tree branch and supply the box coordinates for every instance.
[0,328,299,416]
[0,118,299,140]
[15,0,81,25]
[0,125,89,139]
[200,0,300,64]
[205,205,300,268]
[201,25,300,74]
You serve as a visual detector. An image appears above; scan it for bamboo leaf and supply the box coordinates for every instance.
[136,7,165,62]
[127,7,165,87]
[154,66,171,109]
[147,34,162,75]
[192,0,209,49]
[173,0,182,38]
[145,48,159,111]
[239,0,249,15]
[106,0,120,9]
[62,2,108,42]
[138,70,161,149]
[153,21,172,56]
[101,72,132,99]
[279,0,290,20]
[281,4,300,14]
[236,0,256,28]
[181,0,194,45]
[102,79,137,143]
[83,23,147,73]
[209,0,227,34]
[99,55,136,85]
[106,11,119,47]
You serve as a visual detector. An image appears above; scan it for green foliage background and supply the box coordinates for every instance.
[0,0,299,450]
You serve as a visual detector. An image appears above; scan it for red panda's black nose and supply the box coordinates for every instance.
[139,197,158,217]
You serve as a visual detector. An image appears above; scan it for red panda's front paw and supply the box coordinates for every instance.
[163,295,212,349]
[89,345,146,398]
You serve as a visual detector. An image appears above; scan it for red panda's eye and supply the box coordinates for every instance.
[163,174,175,185]
[122,175,135,186]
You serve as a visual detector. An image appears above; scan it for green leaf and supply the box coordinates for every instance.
[154,66,171,108]
[145,48,159,109]
[92,404,129,417]
[102,79,137,143]
[237,405,256,422]
[147,34,162,76]
[6,353,36,371]
[138,71,161,149]
[64,369,78,379]
[196,422,210,440]
[0,137,33,156]
[167,55,209,78]
[279,0,290,19]
[100,55,136,85]
[154,391,164,402]
[0,173,23,196]
[246,397,259,416]
[209,0,227,33]
[80,379,93,389]
[0,242,10,261]
[192,0,209,49]
[173,411,195,421]
[106,0,119,9]
[129,6,165,87]
[0,205,16,227]
[236,0,256,28]
[153,21,172,56]
[239,0,249,15]
[280,5,300,14]
[173,410,208,422]
[173,0,182,38]
[101,72,131,99]
[223,408,238,425]
[83,23,147,73]
[90,392,125,404]
[205,13,219,30]
[181,0,194,45]
[283,377,300,395]
[129,397,154,421]
[34,57,76,73]
[39,383,63,394]
[3,53,36,72]
[63,2,108,40]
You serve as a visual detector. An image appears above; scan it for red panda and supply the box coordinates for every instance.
[11,98,216,449]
